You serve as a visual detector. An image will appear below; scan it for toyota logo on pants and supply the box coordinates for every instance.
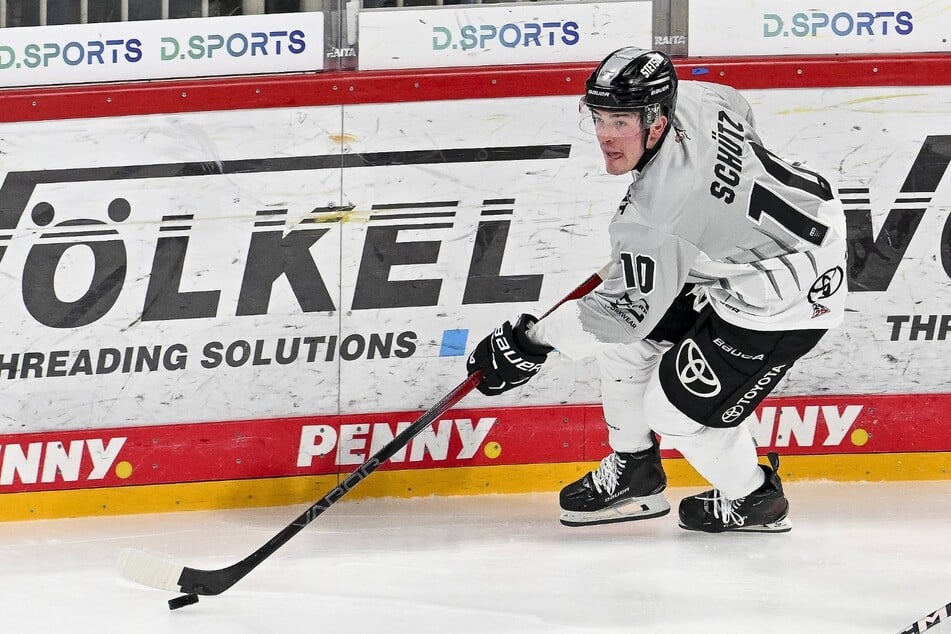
[721,405,746,424]
[676,339,721,397]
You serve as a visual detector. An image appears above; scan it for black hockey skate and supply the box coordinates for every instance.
[678,452,791,533]
[560,434,670,527]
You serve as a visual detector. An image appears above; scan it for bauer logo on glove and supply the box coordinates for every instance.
[466,315,553,395]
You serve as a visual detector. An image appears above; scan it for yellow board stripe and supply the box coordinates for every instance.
[4,452,950,522]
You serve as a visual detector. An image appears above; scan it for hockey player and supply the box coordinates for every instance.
[466,48,846,533]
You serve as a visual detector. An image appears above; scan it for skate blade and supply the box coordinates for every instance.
[678,515,792,534]
[560,493,671,527]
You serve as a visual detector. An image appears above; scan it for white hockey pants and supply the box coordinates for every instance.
[597,340,764,499]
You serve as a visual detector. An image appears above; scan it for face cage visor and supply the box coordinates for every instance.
[578,98,660,137]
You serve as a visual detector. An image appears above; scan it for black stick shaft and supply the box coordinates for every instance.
[177,265,608,596]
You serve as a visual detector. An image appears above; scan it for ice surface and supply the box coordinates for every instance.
[3,481,950,633]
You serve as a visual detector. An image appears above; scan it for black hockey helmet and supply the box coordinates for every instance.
[583,48,678,127]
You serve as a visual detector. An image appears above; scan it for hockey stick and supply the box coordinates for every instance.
[896,601,951,634]
[118,262,610,607]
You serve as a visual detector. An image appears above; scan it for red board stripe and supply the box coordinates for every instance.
[0,53,947,123]
[0,393,945,494]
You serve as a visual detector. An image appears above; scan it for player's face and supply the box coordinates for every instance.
[590,109,645,175]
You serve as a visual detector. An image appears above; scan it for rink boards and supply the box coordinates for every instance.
[1,394,950,520]
[0,54,948,519]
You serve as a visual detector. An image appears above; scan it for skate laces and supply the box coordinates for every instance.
[702,490,746,527]
[591,453,626,494]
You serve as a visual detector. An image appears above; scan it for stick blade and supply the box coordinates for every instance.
[117,548,186,592]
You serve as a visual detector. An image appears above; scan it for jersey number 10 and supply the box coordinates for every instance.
[620,252,656,295]
[747,143,833,247]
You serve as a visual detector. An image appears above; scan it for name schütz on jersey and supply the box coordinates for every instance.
[0,332,417,380]
[709,110,746,204]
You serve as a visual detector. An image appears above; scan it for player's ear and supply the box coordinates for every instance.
[646,115,668,149]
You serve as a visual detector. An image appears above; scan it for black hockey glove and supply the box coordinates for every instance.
[466,314,553,396]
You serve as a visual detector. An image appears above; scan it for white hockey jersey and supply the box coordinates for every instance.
[532,81,847,360]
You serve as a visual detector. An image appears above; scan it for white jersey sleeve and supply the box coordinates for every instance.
[580,220,699,340]
[529,219,699,359]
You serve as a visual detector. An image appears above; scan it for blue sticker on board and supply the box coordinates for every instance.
[439,329,469,357]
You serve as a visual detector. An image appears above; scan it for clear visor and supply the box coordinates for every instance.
[578,99,647,139]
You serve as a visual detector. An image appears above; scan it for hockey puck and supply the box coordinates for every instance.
[168,593,199,611]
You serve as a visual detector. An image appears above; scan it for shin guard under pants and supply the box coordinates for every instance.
[597,339,670,453]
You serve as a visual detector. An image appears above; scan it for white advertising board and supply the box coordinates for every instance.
[688,0,950,56]
[0,84,947,434]
[0,96,620,433]
[357,2,652,70]
[0,13,324,88]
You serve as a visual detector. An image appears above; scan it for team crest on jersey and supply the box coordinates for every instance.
[808,267,844,302]
[808,267,842,318]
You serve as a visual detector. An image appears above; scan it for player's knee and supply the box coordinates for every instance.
[597,339,667,381]
[644,370,705,439]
